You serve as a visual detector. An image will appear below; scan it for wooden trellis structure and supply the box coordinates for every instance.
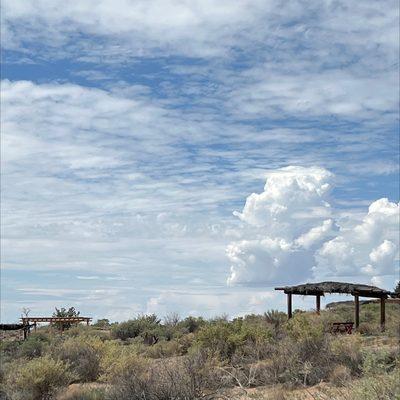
[21,316,91,330]
[275,281,393,331]
[1,317,92,339]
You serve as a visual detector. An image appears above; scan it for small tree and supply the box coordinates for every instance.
[52,307,80,331]
[164,312,180,327]
[21,307,31,318]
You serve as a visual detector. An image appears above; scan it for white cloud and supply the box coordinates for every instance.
[314,198,399,278]
[2,0,268,58]
[227,166,337,285]
[233,166,333,235]
[295,219,337,250]
[227,237,317,286]
[226,70,398,123]
[227,167,399,287]
[3,1,397,66]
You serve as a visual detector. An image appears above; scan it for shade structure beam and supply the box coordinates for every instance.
[316,294,321,314]
[380,298,385,332]
[354,294,360,329]
[287,293,292,319]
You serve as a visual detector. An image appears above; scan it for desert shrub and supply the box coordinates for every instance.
[196,320,236,360]
[255,338,303,386]
[111,314,161,341]
[0,340,20,364]
[144,339,182,358]
[329,364,351,386]
[4,355,74,400]
[102,351,150,398]
[63,325,90,337]
[285,313,324,342]
[250,314,336,387]
[178,316,206,334]
[63,325,111,342]
[361,348,397,376]
[18,333,50,359]
[55,337,103,382]
[196,318,272,361]
[90,330,112,341]
[264,310,287,332]
[358,322,380,336]
[178,332,195,353]
[93,319,110,329]
[58,386,106,400]
[283,314,333,385]
[99,341,143,383]
[330,334,363,374]
[106,350,220,400]
[347,368,400,400]
[111,321,136,340]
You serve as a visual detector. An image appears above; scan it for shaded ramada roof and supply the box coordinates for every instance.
[0,324,27,331]
[275,281,393,298]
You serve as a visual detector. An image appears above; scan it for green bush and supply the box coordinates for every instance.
[5,355,74,400]
[321,368,400,399]
[56,337,103,382]
[362,348,397,376]
[350,369,400,400]
[196,321,237,360]
[144,339,182,358]
[0,340,20,364]
[106,351,219,400]
[99,341,142,382]
[330,334,363,375]
[178,316,206,333]
[111,314,161,341]
[196,318,272,361]
[264,310,287,331]
[93,319,110,329]
[18,333,50,359]
[285,313,324,342]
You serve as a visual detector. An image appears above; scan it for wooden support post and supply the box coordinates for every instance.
[23,327,27,340]
[316,294,321,314]
[354,295,360,329]
[86,319,90,326]
[287,293,293,319]
[34,322,37,332]
[380,297,385,332]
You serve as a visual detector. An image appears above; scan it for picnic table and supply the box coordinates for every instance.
[331,322,354,334]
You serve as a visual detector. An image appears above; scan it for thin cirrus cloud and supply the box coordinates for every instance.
[1,1,398,321]
[2,0,397,63]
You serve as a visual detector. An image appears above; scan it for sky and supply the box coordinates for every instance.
[1,0,399,323]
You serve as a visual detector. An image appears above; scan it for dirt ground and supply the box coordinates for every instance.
[57,382,346,400]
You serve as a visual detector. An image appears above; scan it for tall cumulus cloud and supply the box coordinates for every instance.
[227,166,399,286]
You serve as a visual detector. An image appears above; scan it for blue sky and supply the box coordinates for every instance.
[1,1,399,322]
